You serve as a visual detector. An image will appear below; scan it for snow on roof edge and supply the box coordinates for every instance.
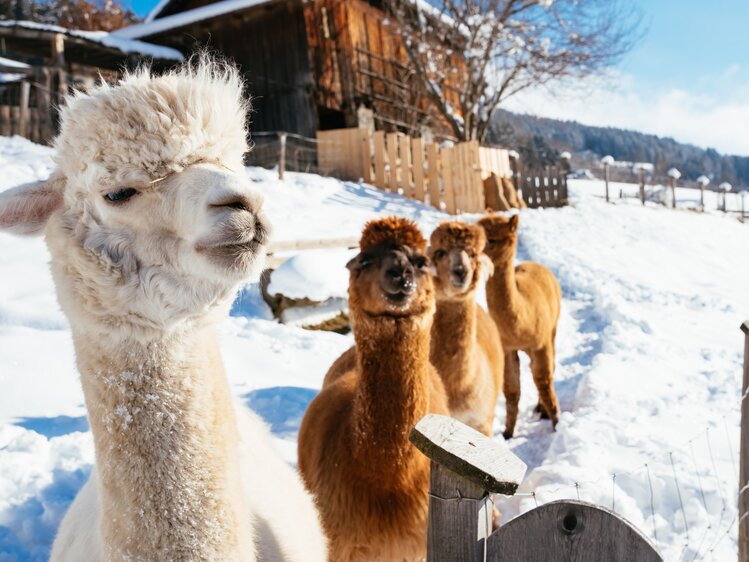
[145,0,173,23]
[115,0,274,39]
[0,56,31,70]
[0,20,183,61]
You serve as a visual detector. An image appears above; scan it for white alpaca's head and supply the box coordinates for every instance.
[0,57,269,334]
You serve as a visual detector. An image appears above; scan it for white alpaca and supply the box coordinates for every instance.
[0,58,327,561]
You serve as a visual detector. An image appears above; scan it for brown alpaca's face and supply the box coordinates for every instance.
[347,244,435,317]
[429,239,483,299]
[478,215,518,262]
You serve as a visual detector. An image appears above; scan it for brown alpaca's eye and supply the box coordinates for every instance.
[433,250,446,259]
[104,188,138,203]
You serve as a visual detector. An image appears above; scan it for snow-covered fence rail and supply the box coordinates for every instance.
[410,414,662,561]
[740,320,749,560]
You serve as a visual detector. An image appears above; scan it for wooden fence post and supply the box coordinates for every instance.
[442,147,457,214]
[740,321,749,562]
[0,105,9,137]
[399,134,413,198]
[278,132,287,181]
[360,128,372,184]
[18,81,30,139]
[639,167,646,206]
[409,414,527,562]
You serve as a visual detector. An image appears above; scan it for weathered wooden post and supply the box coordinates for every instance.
[697,175,710,212]
[667,167,681,209]
[634,163,650,205]
[410,414,526,562]
[741,190,747,223]
[18,81,30,139]
[601,155,614,203]
[560,151,571,174]
[740,321,749,562]
[278,132,287,181]
[412,414,663,561]
[720,182,732,213]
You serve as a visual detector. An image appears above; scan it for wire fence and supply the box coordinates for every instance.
[494,356,746,562]
[247,131,349,177]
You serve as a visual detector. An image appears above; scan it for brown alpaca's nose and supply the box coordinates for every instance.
[383,263,416,296]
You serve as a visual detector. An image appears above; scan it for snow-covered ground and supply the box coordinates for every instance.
[1,135,747,560]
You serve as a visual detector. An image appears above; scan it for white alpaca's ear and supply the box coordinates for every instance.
[479,253,494,279]
[0,175,64,236]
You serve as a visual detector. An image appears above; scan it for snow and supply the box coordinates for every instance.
[0,73,24,84]
[0,136,747,560]
[114,0,274,40]
[0,57,30,71]
[0,20,183,61]
[267,248,356,301]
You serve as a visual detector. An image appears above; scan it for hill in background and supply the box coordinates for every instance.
[489,109,749,188]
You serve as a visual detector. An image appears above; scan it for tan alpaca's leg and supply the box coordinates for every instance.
[502,351,521,439]
[529,344,560,428]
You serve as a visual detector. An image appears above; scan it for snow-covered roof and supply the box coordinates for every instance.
[0,56,31,71]
[0,20,183,61]
[115,0,274,39]
[0,72,25,83]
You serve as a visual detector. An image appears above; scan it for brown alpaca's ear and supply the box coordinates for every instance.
[508,214,519,232]
[346,252,373,272]
[0,174,65,236]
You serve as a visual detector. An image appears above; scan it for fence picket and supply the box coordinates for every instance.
[442,147,457,214]
[0,106,9,137]
[387,132,399,193]
[427,143,441,210]
[374,131,386,189]
[399,134,413,198]
[412,138,425,202]
[360,128,372,184]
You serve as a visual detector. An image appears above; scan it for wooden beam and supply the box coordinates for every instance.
[18,81,30,138]
[51,33,65,67]
[409,414,527,495]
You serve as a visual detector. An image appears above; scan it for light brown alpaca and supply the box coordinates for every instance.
[299,217,449,562]
[478,214,561,439]
[428,221,504,436]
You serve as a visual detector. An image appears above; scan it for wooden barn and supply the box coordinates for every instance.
[0,20,183,143]
[114,0,462,139]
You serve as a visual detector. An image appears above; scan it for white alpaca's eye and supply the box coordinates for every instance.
[104,188,138,203]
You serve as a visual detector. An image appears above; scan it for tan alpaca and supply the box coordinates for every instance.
[298,217,450,562]
[0,59,326,561]
[478,214,561,439]
[428,221,504,436]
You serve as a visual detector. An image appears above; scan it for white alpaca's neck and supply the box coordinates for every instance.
[71,319,253,561]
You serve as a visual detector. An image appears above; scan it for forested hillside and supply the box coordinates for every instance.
[490,108,749,187]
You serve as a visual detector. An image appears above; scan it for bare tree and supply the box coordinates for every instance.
[385,0,641,142]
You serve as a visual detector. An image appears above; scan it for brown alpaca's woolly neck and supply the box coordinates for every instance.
[71,322,253,561]
[487,245,522,323]
[431,296,478,404]
[350,310,432,484]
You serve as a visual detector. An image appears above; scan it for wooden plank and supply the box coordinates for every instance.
[374,130,386,189]
[0,105,9,137]
[399,134,413,198]
[442,147,456,214]
[10,106,19,136]
[427,143,441,209]
[387,132,399,193]
[426,462,492,562]
[18,81,30,139]
[741,321,749,562]
[412,137,425,202]
[360,128,372,183]
[487,500,662,561]
[268,236,360,252]
[409,414,526,494]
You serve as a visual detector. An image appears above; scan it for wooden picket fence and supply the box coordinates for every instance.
[317,127,513,215]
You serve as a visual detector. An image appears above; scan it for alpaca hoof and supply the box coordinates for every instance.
[534,403,550,419]
[502,429,514,440]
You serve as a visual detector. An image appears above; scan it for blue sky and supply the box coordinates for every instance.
[126,0,749,155]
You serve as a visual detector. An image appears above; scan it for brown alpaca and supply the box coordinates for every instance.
[478,214,561,439]
[428,221,504,436]
[298,217,449,562]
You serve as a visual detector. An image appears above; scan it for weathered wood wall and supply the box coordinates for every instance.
[147,0,318,137]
